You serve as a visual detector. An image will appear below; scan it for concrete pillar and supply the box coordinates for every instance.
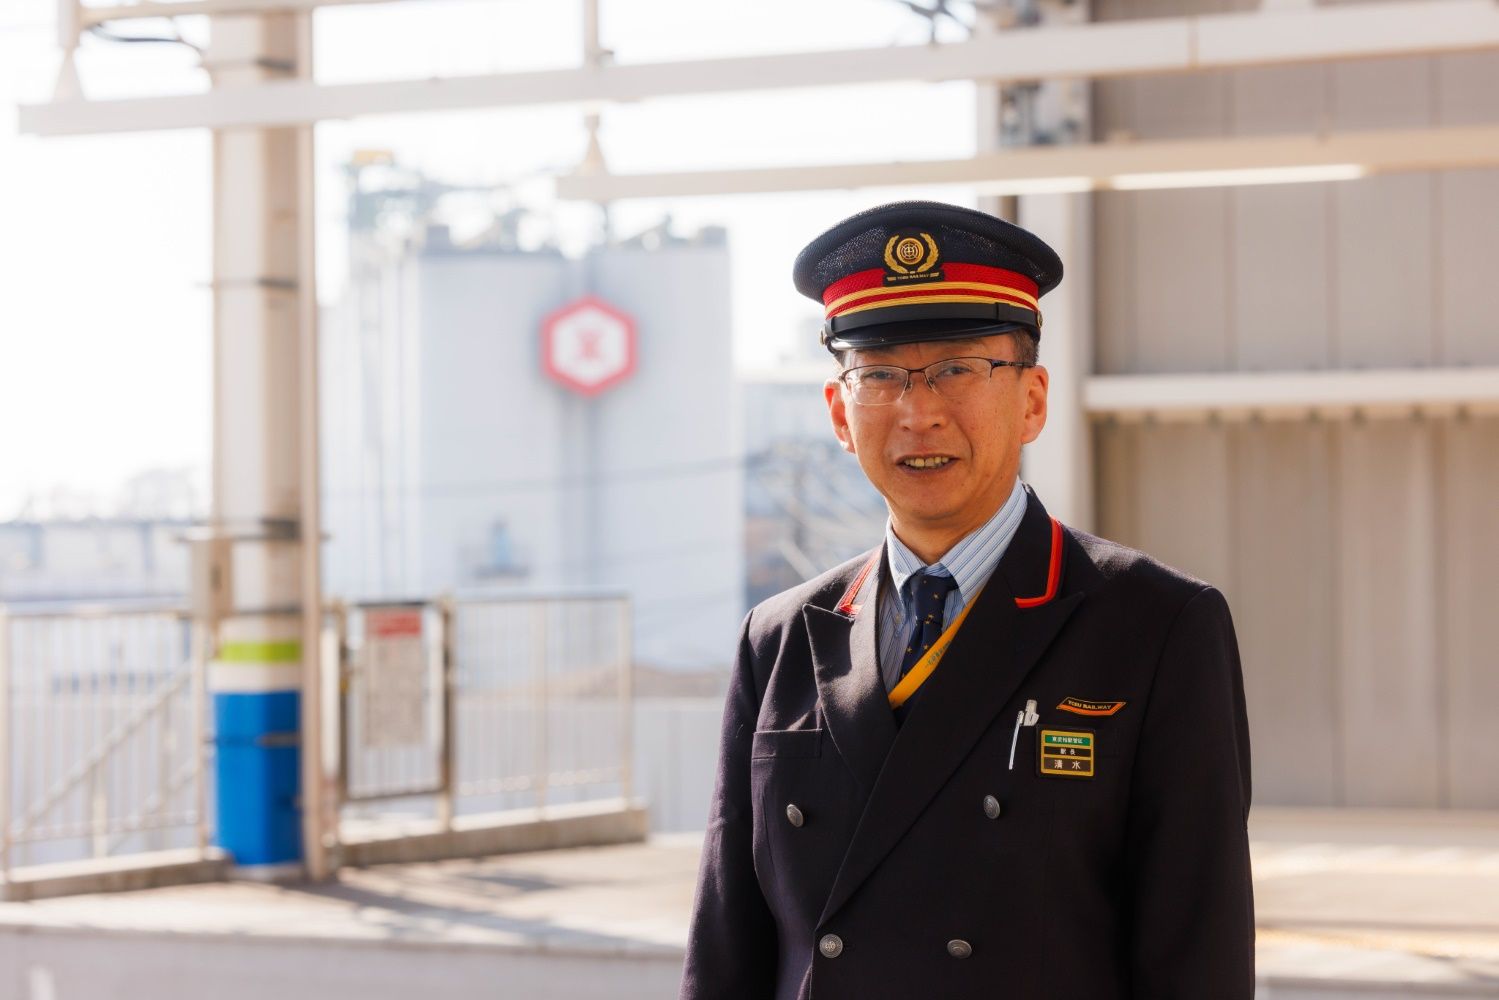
[203,11,325,876]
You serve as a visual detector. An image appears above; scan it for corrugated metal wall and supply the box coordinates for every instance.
[1089,1,1499,807]
[1095,418,1499,807]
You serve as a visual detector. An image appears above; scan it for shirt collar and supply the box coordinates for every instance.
[884,477,1029,606]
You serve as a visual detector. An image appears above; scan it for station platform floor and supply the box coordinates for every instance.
[2,806,1498,999]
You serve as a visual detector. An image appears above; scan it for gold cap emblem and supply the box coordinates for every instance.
[884,232,940,275]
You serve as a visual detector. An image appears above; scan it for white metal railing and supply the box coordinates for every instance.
[335,593,634,834]
[453,593,633,811]
[1,591,635,884]
[0,603,211,882]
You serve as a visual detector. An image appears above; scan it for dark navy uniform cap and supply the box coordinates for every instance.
[792,200,1063,353]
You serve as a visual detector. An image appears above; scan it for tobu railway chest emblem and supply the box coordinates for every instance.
[1057,697,1126,717]
[1038,728,1096,778]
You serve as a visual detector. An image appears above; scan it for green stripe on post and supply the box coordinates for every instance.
[218,640,302,663]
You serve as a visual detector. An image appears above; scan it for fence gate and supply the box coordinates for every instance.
[332,593,633,847]
[337,601,453,817]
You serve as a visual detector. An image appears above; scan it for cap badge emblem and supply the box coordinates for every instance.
[883,232,942,284]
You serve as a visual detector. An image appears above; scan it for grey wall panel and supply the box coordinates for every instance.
[1232,422,1340,805]
[1331,56,1433,130]
[1092,52,1498,377]
[1333,175,1436,368]
[1092,0,1187,21]
[1231,183,1332,371]
[1127,423,1235,590]
[1088,0,1130,20]
[1096,416,1493,809]
[1437,169,1499,365]
[1093,192,1137,375]
[1335,420,1443,807]
[1436,51,1499,125]
[1088,2,1497,812]
[1093,421,1139,543]
[1089,75,1136,142]
[1230,64,1327,136]
[1440,417,1499,808]
[1130,71,1231,140]
[1092,0,1252,21]
[1131,189,1233,373]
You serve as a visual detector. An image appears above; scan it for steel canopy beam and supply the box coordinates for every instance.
[75,0,430,26]
[1084,368,1499,422]
[19,0,1499,136]
[554,125,1499,201]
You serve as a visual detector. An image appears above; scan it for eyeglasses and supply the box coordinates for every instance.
[836,356,1035,406]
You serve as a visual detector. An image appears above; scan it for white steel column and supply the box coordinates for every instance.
[206,9,327,878]
[293,10,330,881]
[972,8,1011,223]
[1019,192,1094,532]
[0,607,11,887]
[1017,0,1094,533]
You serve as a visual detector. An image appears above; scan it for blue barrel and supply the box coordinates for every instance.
[213,690,302,866]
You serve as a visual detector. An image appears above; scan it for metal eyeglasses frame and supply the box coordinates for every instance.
[835,356,1036,405]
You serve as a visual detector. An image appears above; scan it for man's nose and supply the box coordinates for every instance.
[896,373,948,429]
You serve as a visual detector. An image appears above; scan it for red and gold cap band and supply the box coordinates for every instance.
[822,262,1040,322]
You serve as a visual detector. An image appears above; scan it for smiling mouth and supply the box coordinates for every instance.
[900,456,954,469]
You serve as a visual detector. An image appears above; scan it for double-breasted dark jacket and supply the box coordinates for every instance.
[679,487,1254,1000]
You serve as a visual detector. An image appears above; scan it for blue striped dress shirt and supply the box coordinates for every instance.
[877,477,1028,693]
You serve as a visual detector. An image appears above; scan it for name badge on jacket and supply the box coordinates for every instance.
[1038,727,1096,778]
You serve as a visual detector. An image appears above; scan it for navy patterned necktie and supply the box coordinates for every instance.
[898,570,960,680]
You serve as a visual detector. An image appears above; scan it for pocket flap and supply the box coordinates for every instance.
[752,728,823,759]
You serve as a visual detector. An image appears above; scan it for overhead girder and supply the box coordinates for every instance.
[20,1,1499,137]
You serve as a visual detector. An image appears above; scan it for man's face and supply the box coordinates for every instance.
[823,332,1048,543]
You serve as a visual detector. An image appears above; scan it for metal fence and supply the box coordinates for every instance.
[449,594,633,813]
[0,604,210,880]
[1,592,633,883]
[337,593,634,829]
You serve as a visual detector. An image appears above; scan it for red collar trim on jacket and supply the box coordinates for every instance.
[834,515,1062,616]
[835,550,882,616]
[1013,517,1063,609]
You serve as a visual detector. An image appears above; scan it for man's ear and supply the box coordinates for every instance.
[1020,365,1049,445]
[825,378,856,455]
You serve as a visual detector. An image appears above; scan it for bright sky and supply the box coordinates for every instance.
[0,0,982,518]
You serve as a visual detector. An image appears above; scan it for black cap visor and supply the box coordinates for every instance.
[823,300,1039,353]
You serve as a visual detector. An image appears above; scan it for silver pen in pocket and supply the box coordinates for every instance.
[1008,699,1040,770]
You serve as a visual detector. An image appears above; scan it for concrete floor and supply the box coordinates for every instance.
[2,808,1499,999]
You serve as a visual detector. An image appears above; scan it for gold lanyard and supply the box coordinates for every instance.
[887,585,983,709]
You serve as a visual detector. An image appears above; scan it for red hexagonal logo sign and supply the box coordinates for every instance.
[541,295,637,397]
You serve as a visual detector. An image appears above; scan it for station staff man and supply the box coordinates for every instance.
[679,201,1254,1000]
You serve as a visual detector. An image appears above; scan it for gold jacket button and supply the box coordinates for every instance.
[982,795,1002,819]
[819,934,844,958]
[786,803,805,827]
[947,939,973,959]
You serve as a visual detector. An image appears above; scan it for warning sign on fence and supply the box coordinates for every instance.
[361,608,427,749]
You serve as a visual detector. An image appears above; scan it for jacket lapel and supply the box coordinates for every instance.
[804,548,895,797]
[816,491,1084,927]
